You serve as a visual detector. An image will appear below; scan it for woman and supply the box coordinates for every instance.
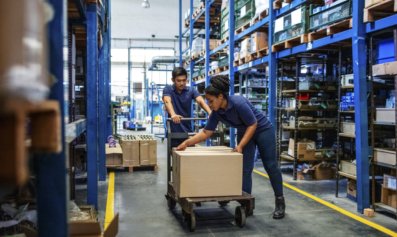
[177,75,285,219]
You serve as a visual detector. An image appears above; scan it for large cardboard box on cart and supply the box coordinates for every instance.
[173,150,243,198]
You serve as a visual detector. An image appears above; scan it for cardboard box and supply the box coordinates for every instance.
[240,38,251,58]
[251,32,269,53]
[23,214,119,237]
[384,174,396,190]
[347,179,357,198]
[381,185,397,209]
[234,51,240,60]
[173,151,243,198]
[297,170,314,180]
[376,108,395,123]
[203,39,219,51]
[372,61,397,76]
[364,208,374,217]
[140,140,157,165]
[120,138,140,166]
[374,148,396,166]
[105,144,123,166]
[288,138,315,160]
[313,163,334,180]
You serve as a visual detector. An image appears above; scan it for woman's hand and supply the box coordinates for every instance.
[176,142,188,151]
[232,145,243,154]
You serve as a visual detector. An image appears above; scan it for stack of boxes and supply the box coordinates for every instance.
[172,146,243,198]
[106,135,157,167]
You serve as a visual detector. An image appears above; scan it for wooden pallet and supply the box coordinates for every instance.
[107,164,158,173]
[238,56,246,66]
[220,36,229,45]
[308,18,353,42]
[235,21,251,35]
[272,34,308,52]
[190,54,200,61]
[364,0,397,23]
[0,100,61,186]
[233,59,240,67]
[250,9,269,26]
[273,0,293,10]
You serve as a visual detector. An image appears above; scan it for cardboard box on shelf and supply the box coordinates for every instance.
[313,163,334,180]
[240,38,251,58]
[374,148,396,166]
[140,140,157,165]
[105,143,123,166]
[288,138,315,160]
[251,32,269,53]
[203,39,219,51]
[23,214,119,237]
[372,61,397,76]
[381,185,397,209]
[347,179,357,198]
[173,151,243,198]
[376,108,395,123]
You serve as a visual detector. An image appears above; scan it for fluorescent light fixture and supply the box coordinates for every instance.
[142,0,150,8]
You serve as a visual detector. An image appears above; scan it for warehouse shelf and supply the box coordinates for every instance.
[373,161,396,169]
[180,0,377,213]
[234,56,270,72]
[341,85,354,89]
[340,110,355,113]
[275,29,353,59]
[373,121,395,126]
[282,126,337,130]
[339,133,356,138]
[234,17,270,42]
[374,203,397,213]
[366,14,397,34]
[241,86,268,89]
[282,108,338,111]
[282,89,337,93]
[275,0,312,18]
[338,171,357,180]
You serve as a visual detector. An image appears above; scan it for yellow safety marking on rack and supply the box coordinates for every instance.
[253,169,397,237]
[105,172,115,230]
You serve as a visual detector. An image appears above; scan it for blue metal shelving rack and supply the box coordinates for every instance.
[36,0,111,235]
[179,0,397,214]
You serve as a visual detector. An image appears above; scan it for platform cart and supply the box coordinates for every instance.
[164,118,255,232]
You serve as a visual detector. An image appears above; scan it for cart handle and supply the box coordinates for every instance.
[166,118,208,121]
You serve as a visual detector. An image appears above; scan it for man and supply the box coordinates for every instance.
[163,67,212,148]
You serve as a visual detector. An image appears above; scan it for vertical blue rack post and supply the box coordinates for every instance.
[268,0,277,126]
[34,0,68,236]
[205,0,211,146]
[229,0,235,148]
[86,3,98,209]
[106,0,112,137]
[353,0,370,213]
[98,20,106,182]
[179,0,183,67]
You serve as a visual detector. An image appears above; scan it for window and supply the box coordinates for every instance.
[133,82,142,93]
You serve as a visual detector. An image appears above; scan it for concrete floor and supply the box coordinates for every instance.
[76,126,397,237]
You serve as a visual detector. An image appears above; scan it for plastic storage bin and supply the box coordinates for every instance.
[273,6,310,44]
[309,0,352,31]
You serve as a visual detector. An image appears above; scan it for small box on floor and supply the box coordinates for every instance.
[288,138,315,160]
[363,208,374,217]
[313,163,335,180]
[297,170,314,180]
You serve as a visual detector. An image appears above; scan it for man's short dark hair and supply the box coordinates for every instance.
[172,67,188,79]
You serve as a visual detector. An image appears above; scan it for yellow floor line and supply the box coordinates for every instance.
[105,172,115,230]
[253,169,397,237]
[195,144,201,147]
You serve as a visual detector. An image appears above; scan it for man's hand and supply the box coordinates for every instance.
[232,145,243,154]
[176,142,188,151]
[171,114,183,124]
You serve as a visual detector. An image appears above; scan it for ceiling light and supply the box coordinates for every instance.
[142,0,150,8]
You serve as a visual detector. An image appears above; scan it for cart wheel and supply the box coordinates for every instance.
[182,209,187,222]
[235,206,246,228]
[218,201,229,207]
[167,197,176,209]
[187,212,196,232]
